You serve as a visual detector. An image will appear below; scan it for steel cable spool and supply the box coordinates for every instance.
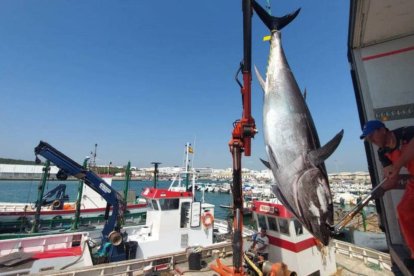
[108,231,122,246]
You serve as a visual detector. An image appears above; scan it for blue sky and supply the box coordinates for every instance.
[0,0,368,172]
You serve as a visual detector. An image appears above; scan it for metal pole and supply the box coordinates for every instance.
[334,178,388,233]
[231,146,243,273]
[31,161,50,233]
[72,158,89,230]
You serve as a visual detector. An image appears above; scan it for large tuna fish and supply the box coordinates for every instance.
[253,1,343,246]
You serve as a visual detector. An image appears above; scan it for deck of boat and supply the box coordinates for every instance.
[172,240,394,276]
[27,239,394,276]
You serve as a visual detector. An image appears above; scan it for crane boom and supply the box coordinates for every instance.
[34,141,125,246]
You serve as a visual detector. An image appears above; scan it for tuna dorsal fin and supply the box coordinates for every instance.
[308,129,344,166]
[260,158,271,169]
[254,65,266,93]
[252,0,300,32]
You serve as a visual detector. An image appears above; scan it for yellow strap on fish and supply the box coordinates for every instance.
[263,35,271,41]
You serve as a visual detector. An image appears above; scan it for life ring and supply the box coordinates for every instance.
[202,212,214,227]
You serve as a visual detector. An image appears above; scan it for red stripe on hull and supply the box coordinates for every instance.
[32,246,82,259]
[268,236,317,253]
[362,46,414,61]
[0,203,146,217]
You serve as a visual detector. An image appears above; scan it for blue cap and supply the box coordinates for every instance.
[360,120,385,139]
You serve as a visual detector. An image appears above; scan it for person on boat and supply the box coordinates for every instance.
[360,120,414,266]
[251,227,269,260]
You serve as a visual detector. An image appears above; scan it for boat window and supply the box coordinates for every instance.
[257,214,267,230]
[293,219,304,236]
[180,202,190,228]
[278,218,290,235]
[267,217,278,232]
[159,198,180,210]
[152,200,159,211]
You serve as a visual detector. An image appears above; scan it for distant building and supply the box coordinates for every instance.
[0,163,371,183]
[328,171,371,183]
[0,164,59,179]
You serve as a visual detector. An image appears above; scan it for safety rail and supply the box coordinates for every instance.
[0,203,31,212]
[29,238,392,276]
[333,239,392,271]
[0,232,86,257]
[32,241,233,276]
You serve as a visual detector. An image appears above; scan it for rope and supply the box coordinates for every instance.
[60,240,88,270]
[265,0,271,15]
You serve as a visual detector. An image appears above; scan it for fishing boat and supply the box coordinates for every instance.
[207,196,391,276]
[0,142,222,275]
[248,198,337,275]
[219,197,253,217]
[218,183,231,193]
[0,175,147,235]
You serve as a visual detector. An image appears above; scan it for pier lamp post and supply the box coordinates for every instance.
[151,162,161,188]
[107,161,112,175]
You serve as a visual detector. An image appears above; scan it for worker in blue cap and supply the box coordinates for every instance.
[360,119,414,267]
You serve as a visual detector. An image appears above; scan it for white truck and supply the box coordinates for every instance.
[348,0,414,274]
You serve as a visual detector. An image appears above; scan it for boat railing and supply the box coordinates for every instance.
[332,239,392,271]
[0,232,87,257]
[0,203,32,212]
[27,237,392,275]
[33,240,235,276]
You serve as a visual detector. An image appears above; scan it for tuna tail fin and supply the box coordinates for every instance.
[254,65,266,93]
[308,129,344,166]
[252,0,300,32]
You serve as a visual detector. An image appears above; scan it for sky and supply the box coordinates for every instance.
[0,0,368,172]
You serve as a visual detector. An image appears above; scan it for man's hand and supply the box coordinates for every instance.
[382,176,400,191]
[384,165,401,180]
[372,186,385,199]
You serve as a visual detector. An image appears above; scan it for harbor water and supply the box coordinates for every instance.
[0,179,385,251]
[0,180,235,220]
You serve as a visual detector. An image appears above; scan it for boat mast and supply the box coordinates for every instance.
[185,143,191,190]
[89,143,98,170]
[122,161,131,225]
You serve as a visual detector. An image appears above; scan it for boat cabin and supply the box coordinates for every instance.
[123,187,215,259]
[251,199,337,276]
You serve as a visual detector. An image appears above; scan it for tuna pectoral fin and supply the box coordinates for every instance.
[308,129,344,166]
[254,66,266,93]
[260,158,271,169]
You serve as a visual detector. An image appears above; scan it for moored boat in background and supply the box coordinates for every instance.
[0,175,147,235]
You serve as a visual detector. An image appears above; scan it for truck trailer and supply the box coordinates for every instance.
[348,0,414,274]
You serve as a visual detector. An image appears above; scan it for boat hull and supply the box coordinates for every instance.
[0,203,147,233]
